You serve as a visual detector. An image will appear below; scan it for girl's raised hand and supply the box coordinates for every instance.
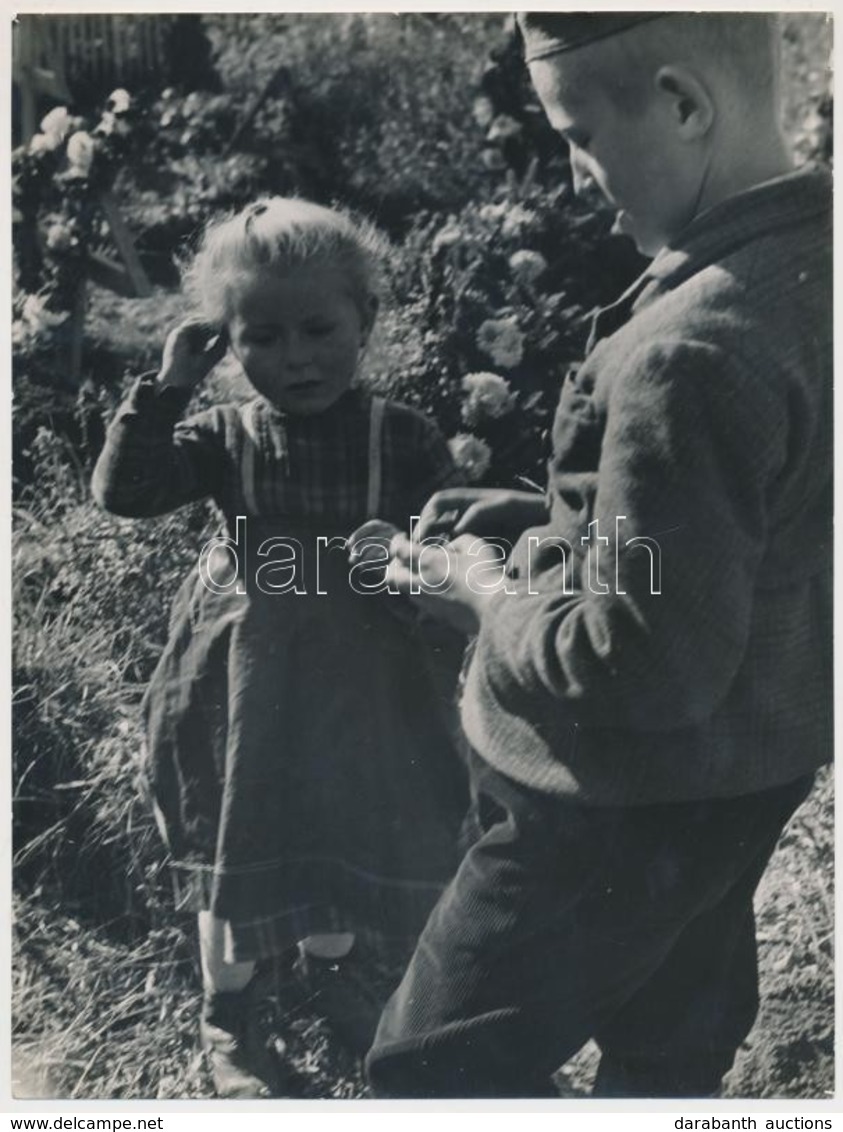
[347,519,401,565]
[158,318,229,390]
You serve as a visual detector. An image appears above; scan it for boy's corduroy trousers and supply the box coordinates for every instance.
[366,748,813,1098]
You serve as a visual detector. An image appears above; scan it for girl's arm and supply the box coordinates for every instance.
[91,373,227,517]
[92,320,230,518]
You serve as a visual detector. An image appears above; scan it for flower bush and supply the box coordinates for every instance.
[366,176,644,489]
[13,90,140,342]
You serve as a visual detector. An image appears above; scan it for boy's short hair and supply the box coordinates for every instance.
[520,13,780,114]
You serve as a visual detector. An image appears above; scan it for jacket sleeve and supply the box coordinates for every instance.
[468,338,790,731]
[90,373,228,517]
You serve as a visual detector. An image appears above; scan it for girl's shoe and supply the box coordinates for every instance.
[293,943,383,1055]
[199,982,284,1099]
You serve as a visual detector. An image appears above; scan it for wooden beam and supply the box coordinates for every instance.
[99,192,152,298]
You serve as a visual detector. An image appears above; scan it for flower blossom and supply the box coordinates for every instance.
[461,372,516,426]
[39,107,74,146]
[107,88,132,114]
[28,133,57,155]
[509,249,548,286]
[65,131,98,177]
[448,433,492,483]
[476,317,525,370]
[96,111,131,138]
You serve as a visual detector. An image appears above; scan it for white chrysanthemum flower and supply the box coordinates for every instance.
[66,130,98,176]
[28,133,58,155]
[486,114,522,143]
[509,249,548,286]
[97,111,132,139]
[448,433,492,483]
[107,88,132,114]
[461,372,516,426]
[40,107,73,143]
[476,317,525,370]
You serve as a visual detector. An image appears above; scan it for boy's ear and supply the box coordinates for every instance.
[655,65,715,140]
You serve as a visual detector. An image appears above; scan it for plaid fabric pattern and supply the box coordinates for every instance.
[93,376,468,963]
[92,380,459,532]
[461,165,833,804]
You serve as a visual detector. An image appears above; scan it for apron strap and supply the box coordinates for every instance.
[367,395,385,519]
[237,400,261,516]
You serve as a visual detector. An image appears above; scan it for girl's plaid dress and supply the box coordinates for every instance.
[93,376,468,962]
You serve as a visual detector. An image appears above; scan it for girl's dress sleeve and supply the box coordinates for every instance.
[91,373,229,517]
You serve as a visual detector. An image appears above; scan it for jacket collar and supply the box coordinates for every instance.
[585,164,830,353]
[645,163,831,288]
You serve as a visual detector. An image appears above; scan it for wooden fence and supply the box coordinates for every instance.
[12,15,195,140]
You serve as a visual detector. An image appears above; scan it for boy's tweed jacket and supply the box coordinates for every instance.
[461,165,832,804]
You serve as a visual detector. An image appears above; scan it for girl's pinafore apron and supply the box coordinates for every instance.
[141,395,468,962]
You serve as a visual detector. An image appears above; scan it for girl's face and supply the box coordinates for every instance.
[227,264,374,415]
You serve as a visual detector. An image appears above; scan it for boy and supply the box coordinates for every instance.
[366,13,832,1097]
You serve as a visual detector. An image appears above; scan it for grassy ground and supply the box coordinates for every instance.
[12,768,833,1100]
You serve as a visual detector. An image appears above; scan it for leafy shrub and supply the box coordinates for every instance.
[364,177,644,487]
[204,14,507,233]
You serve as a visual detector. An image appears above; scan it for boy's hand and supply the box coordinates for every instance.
[387,531,505,634]
[158,319,229,391]
[414,488,549,542]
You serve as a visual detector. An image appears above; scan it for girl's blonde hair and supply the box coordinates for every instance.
[181,197,389,324]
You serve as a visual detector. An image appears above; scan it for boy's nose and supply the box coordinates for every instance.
[569,151,596,198]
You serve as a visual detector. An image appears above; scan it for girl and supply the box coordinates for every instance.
[91,198,467,1098]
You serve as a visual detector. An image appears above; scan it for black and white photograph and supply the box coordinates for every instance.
[9,6,834,1107]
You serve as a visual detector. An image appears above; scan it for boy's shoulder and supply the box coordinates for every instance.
[601,167,831,380]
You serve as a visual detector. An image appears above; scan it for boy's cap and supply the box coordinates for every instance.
[517,12,667,63]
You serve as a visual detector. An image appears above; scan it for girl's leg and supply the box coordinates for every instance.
[197,912,281,1098]
[198,910,256,992]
